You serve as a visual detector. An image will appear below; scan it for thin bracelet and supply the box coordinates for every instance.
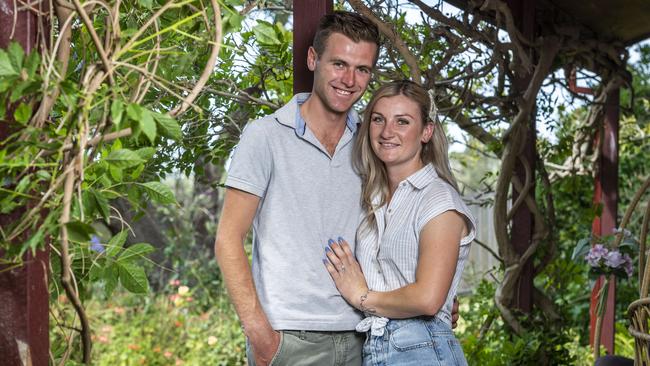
[359,290,376,314]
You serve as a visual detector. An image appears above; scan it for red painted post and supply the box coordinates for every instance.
[507,0,536,313]
[589,87,620,354]
[0,0,50,365]
[293,0,333,94]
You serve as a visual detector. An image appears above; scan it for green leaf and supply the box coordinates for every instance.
[13,103,31,124]
[118,243,154,262]
[153,112,181,141]
[106,230,128,258]
[126,103,142,121]
[21,227,45,256]
[135,147,157,161]
[89,260,104,281]
[91,189,110,222]
[138,0,152,9]
[111,100,125,128]
[24,50,39,78]
[139,109,157,143]
[65,221,96,243]
[138,181,176,204]
[118,261,149,293]
[105,149,145,168]
[0,49,17,76]
[104,263,119,297]
[109,165,123,181]
[7,42,24,72]
[572,237,592,261]
[253,21,281,45]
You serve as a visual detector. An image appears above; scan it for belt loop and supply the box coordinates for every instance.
[300,330,306,340]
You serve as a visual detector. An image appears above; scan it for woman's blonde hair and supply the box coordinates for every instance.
[354,80,459,230]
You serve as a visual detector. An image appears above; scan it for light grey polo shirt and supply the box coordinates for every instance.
[225,93,364,331]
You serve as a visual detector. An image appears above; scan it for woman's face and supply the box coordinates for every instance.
[369,94,433,172]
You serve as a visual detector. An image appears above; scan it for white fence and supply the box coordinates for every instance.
[459,203,500,295]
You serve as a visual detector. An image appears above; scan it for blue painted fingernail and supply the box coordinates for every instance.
[338,236,345,243]
[328,239,335,246]
[325,246,331,252]
[322,258,329,265]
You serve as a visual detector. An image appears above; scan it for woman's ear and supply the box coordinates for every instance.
[421,122,434,143]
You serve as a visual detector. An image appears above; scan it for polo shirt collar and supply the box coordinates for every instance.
[290,93,359,136]
[405,163,438,190]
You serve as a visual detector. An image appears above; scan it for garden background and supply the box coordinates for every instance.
[1,0,649,365]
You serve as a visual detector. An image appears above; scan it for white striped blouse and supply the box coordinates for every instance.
[355,163,476,328]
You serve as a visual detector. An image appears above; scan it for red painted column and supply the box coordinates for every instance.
[507,0,536,313]
[0,0,50,365]
[293,0,333,93]
[589,87,620,354]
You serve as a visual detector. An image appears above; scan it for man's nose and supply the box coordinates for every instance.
[341,68,355,87]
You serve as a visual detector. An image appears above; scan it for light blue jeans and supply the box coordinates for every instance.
[362,317,468,366]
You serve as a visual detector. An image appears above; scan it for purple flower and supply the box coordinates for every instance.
[585,244,608,267]
[613,227,633,238]
[623,254,634,278]
[90,235,105,253]
[604,250,625,268]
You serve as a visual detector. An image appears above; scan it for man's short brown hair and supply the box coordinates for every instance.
[312,11,381,63]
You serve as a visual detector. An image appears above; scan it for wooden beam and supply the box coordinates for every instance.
[293,0,333,94]
[0,0,50,365]
[589,87,620,354]
[507,0,536,313]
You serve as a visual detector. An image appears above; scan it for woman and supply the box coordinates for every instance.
[324,80,475,365]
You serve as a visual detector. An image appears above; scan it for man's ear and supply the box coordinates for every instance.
[307,46,318,71]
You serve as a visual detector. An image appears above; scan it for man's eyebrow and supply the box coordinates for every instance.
[330,58,348,65]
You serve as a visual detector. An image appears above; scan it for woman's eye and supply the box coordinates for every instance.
[397,119,410,125]
[371,116,384,123]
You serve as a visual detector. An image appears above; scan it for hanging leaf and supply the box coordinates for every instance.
[118,261,149,293]
[118,243,154,263]
[153,112,181,141]
[13,103,32,125]
[253,21,281,45]
[137,181,176,204]
[65,221,96,243]
[140,109,157,143]
[106,230,128,258]
[111,100,125,128]
[0,49,17,76]
[105,149,145,168]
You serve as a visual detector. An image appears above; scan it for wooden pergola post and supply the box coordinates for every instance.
[589,86,620,354]
[293,0,333,94]
[0,1,50,365]
[507,0,536,313]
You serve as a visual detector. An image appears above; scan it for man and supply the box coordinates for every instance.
[215,11,456,366]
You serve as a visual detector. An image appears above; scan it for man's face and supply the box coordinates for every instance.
[307,32,377,115]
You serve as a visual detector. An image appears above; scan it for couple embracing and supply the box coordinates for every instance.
[215,10,475,366]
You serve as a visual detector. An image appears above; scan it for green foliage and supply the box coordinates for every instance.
[460,280,592,365]
[51,283,246,365]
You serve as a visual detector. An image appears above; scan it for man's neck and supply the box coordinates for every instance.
[300,96,350,156]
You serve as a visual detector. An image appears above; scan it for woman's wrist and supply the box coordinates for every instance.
[358,289,376,314]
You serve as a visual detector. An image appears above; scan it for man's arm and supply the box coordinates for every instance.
[215,188,279,365]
